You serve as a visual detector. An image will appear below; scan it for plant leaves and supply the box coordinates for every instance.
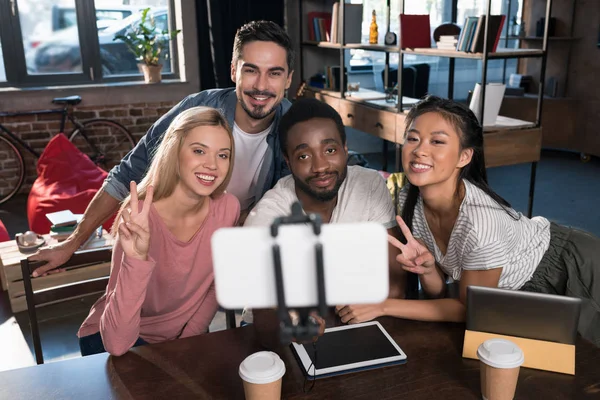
[112,7,180,67]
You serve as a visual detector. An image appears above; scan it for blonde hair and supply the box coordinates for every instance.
[112,106,234,234]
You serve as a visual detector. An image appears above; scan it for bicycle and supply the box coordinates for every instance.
[0,95,136,205]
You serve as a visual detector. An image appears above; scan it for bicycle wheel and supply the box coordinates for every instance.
[0,135,26,205]
[69,119,136,172]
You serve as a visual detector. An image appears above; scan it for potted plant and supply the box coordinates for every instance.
[114,8,180,83]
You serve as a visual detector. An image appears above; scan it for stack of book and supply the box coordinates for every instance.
[46,210,82,241]
[437,35,459,50]
[456,15,506,53]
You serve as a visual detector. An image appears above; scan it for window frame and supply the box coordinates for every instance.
[0,0,180,88]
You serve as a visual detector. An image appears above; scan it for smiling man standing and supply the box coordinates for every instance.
[30,20,294,276]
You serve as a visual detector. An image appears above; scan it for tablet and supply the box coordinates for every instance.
[291,321,407,379]
[466,286,581,344]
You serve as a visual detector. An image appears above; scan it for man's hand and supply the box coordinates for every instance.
[28,240,78,277]
[27,187,121,277]
[335,303,385,324]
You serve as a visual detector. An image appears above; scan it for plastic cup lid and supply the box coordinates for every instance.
[239,351,286,384]
[477,339,525,369]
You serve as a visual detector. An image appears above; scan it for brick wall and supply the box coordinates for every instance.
[0,100,177,196]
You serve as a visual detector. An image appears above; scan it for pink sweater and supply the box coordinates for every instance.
[78,193,239,356]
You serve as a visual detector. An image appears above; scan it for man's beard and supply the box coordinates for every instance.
[239,90,278,120]
[294,166,347,202]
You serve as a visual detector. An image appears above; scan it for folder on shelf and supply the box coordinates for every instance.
[457,16,479,51]
[471,15,506,53]
[331,3,362,44]
[469,83,506,126]
[399,14,431,49]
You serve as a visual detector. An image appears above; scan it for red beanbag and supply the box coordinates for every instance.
[27,133,115,234]
[0,219,9,242]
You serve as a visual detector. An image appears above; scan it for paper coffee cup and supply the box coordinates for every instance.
[239,351,286,400]
[477,339,524,400]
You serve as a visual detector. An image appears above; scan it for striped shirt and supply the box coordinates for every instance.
[398,179,551,290]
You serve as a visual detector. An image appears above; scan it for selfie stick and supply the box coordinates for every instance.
[271,202,328,344]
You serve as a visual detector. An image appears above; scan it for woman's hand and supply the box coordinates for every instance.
[335,303,385,324]
[388,215,436,276]
[118,181,154,261]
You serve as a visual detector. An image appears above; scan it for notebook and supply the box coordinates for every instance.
[469,82,506,126]
[471,15,506,53]
[466,286,581,345]
[291,321,407,379]
[45,210,78,228]
[399,14,431,49]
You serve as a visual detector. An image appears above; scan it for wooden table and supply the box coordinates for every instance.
[1,318,599,399]
[0,231,114,312]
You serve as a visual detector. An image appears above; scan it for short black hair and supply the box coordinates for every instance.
[279,97,346,156]
[232,20,295,72]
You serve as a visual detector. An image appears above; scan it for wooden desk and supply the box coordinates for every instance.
[0,231,114,312]
[1,318,598,399]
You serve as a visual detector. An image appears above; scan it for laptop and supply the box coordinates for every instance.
[466,286,581,345]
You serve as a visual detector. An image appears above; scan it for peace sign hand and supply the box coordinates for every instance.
[388,215,436,276]
[118,181,154,261]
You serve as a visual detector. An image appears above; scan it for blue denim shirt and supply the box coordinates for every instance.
[103,88,291,207]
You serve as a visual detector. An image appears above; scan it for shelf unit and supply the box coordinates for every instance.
[297,0,554,217]
[302,41,546,59]
[502,36,579,41]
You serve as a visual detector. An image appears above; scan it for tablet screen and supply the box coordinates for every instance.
[291,321,407,377]
[305,324,400,368]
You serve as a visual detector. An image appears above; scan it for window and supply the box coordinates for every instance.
[20,0,84,75]
[53,6,138,31]
[0,0,179,87]
[97,3,174,77]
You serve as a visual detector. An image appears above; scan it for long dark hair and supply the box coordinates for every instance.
[401,95,518,232]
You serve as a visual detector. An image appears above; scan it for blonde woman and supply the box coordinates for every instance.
[78,107,240,356]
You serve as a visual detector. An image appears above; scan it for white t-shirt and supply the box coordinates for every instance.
[398,179,551,290]
[245,165,396,228]
[242,165,396,324]
[227,122,272,210]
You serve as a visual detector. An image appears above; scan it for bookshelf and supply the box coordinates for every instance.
[302,41,545,59]
[503,36,579,41]
[297,0,554,217]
